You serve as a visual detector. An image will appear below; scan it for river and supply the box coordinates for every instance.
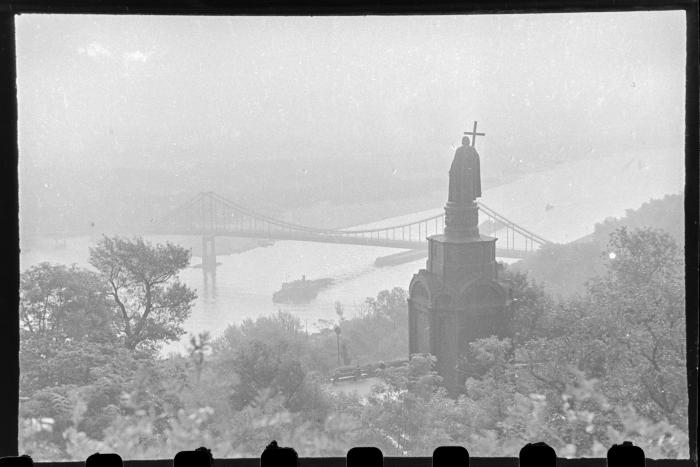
[19,148,684,354]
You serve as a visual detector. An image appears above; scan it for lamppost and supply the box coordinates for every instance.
[334,325,341,366]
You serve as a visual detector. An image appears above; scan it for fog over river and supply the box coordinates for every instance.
[20,147,683,354]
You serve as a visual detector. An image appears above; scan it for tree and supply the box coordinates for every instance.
[584,227,686,426]
[19,263,131,395]
[225,339,305,411]
[345,354,456,456]
[339,287,409,366]
[89,236,197,352]
[497,268,566,364]
[512,227,687,434]
[20,263,115,344]
[19,262,144,455]
[363,287,408,322]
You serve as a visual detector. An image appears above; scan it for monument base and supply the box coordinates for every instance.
[408,233,509,394]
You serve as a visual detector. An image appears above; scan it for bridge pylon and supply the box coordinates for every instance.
[202,235,217,272]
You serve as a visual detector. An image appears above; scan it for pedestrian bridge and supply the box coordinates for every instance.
[149,191,552,268]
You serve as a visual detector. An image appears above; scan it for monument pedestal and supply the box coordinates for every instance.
[409,234,508,393]
[407,134,508,395]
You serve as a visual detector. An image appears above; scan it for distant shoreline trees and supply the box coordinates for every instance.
[513,194,683,297]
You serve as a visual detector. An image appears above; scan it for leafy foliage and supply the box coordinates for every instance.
[20,263,115,344]
[89,236,197,351]
[335,288,409,366]
[18,228,688,459]
[584,227,686,426]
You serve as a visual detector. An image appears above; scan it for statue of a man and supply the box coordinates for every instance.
[448,136,481,204]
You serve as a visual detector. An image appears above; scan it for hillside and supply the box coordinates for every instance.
[512,193,684,297]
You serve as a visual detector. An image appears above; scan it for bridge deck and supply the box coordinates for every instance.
[154,192,550,260]
[149,228,529,259]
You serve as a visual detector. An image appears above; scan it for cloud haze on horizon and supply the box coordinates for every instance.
[16,12,685,177]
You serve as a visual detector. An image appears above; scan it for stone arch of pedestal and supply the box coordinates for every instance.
[408,278,432,305]
[408,276,435,355]
[457,277,508,310]
[456,277,509,355]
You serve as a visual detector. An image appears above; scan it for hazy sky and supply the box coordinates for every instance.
[16,12,686,173]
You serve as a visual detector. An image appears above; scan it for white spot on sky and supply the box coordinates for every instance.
[124,50,151,63]
[609,252,617,259]
[78,42,112,58]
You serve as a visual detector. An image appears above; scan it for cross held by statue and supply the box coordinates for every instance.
[464,121,485,148]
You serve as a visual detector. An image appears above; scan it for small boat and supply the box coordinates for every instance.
[272,275,334,304]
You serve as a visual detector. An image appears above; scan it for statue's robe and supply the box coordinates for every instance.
[448,144,481,204]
